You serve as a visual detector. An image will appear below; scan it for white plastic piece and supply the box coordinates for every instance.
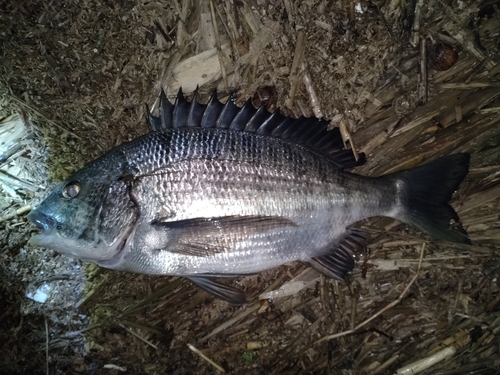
[26,283,52,303]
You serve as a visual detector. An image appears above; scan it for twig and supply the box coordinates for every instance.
[410,0,423,47]
[187,343,225,373]
[283,0,294,24]
[458,184,500,214]
[439,82,500,89]
[419,37,428,103]
[174,0,188,48]
[0,144,23,165]
[339,116,360,161]
[478,107,500,114]
[319,274,328,313]
[118,323,158,349]
[2,89,82,140]
[44,315,49,375]
[390,109,441,138]
[314,243,426,345]
[199,273,291,342]
[153,20,172,44]
[199,304,260,342]
[121,278,184,316]
[449,279,463,324]
[372,354,400,375]
[302,64,322,118]
[270,315,328,375]
[210,0,228,88]
[455,106,462,123]
[215,2,239,59]
[350,284,357,330]
[120,319,167,337]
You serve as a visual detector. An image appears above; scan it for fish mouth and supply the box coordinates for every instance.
[27,207,137,267]
[27,210,80,257]
[27,210,57,245]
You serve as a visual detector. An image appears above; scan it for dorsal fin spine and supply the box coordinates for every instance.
[270,117,295,138]
[186,87,199,127]
[160,89,174,130]
[147,103,161,132]
[255,109,285,135]
[244,105,271,133]
[186,87,207,127]
[229,99,257,131]
[216,95,239,129]
[173,88,190,128]
[200,90,223,128]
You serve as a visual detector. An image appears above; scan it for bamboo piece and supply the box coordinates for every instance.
[210,0,228,88]
[285,30,306,109]
[396,347,457,375]
[302,65,322,118]
[419,38,428,103]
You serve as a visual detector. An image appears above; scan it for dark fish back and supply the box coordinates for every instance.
[148,89,365,170]
[121,128,332,185]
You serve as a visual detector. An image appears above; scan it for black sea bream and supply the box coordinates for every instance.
[28,90,470,304]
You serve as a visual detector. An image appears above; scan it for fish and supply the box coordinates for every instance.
[28,89,471,304]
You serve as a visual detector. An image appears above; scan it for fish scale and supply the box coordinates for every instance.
[28,89,471,304]
[126,134,364,222]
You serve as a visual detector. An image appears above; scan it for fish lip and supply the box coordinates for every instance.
[27,210,56,233]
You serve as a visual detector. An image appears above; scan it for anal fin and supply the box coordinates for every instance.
[188,276,246,305]
[308,229,369,280]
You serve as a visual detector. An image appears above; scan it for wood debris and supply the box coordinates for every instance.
[0,1,499,374]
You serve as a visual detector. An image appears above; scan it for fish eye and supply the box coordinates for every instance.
[62,182,81,199]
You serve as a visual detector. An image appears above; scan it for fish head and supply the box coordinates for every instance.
[28,157,139,265]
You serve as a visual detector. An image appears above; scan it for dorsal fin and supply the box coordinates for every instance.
[147,89,365,169]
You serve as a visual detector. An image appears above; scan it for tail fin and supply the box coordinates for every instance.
[388,153,471,244]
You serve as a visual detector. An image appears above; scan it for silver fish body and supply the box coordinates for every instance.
[28,90,470,303]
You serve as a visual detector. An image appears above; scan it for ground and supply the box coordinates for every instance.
[1,0,499,374]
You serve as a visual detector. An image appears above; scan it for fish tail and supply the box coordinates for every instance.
[389,153,471,244]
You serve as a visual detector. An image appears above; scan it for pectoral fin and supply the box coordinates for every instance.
[188,276,246,305]
[152,215,296,257]
[159,215,295,230]
[308,229,369,280]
